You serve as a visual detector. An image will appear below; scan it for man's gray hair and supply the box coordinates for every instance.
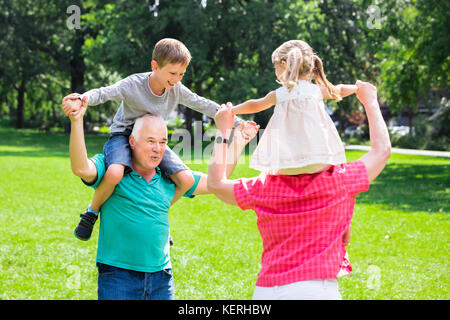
[131,113,166,139]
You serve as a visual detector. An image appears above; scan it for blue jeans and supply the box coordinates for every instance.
[97,263,175,300]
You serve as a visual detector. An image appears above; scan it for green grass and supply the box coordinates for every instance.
[0,127,448,300]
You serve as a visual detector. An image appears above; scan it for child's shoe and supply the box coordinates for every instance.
[74,209,99,241]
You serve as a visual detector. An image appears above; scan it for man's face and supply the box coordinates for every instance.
[151,61,187,91]
[130,119,168,170]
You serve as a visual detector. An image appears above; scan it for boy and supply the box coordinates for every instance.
[63,38,241,241]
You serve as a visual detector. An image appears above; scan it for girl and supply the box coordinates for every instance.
[232,40,357,175]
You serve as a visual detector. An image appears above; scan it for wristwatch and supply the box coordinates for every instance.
[215,136,229,144]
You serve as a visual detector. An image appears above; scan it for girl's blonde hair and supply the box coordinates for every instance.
[271,40,341,101]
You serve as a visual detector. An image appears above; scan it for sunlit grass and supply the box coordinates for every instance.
[0,128,448,299]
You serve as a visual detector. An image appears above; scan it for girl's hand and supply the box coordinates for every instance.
[233,121,259,146]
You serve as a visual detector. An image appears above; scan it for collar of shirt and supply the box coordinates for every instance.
[128,166,162,185]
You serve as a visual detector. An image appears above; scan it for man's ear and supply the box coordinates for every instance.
[129,135,136,149]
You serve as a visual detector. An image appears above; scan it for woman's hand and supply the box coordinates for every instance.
[233,121,259,147]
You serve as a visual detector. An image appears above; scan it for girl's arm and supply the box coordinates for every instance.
[231,91,276,115]
[319,84,358,99]
[172,121,259,199]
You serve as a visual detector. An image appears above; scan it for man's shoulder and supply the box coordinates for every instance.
[82,154,105,188]
[90,153,106,164]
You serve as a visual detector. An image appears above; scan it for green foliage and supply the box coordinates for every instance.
[377,0,449,115]
[0,0,448,149]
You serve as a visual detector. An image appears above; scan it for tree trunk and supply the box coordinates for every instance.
[16,80,25,129]
[408,107,414,136]
[70,30,85,93]
[66,29,86,134]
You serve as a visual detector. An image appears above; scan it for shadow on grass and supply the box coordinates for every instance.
[357,163,450,214]
[0,127,107,158]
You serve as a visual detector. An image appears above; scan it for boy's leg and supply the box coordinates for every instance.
[169,170,195,203]
[74,130,132,241]
[158,146,194,203]
[90,164,125,211]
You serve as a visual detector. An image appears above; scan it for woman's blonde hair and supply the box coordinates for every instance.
[271,40,341,101]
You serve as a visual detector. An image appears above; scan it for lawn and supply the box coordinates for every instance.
[0,127,448,300]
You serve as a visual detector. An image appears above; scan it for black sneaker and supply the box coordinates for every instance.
[74,209,98,241]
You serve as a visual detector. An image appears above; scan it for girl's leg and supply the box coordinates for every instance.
[158,145,193,203]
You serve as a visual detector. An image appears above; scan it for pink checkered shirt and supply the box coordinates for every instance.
[234,161,369,287]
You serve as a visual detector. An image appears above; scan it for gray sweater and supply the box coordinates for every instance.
[82,72,239,133]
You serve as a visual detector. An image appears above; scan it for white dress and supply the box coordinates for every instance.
[250,80,346,174]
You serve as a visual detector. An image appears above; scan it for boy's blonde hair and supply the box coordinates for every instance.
[152,38,191,68]
[272,40,341,101]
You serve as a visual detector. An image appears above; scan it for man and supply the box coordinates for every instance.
[62,96,258,300]
[206,81,391,299]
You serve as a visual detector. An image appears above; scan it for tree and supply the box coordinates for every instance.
[376,0,450,128]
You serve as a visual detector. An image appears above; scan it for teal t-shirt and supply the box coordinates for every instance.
[84,154,200,272]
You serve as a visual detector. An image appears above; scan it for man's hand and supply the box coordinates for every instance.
[62,93,87,116]
[62,93,88,121]
[68,96,88,121]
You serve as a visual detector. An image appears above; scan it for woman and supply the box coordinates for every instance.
[207,81,391,300]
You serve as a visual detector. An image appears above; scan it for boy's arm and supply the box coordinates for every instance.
[178,83,243,127]
[80,77,130,106]
[355,81,391,182]
[62,97,98,184]
[62,77,130,114]
[231,91,276,115]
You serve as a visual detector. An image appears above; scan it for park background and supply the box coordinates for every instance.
[0,0,448,299]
